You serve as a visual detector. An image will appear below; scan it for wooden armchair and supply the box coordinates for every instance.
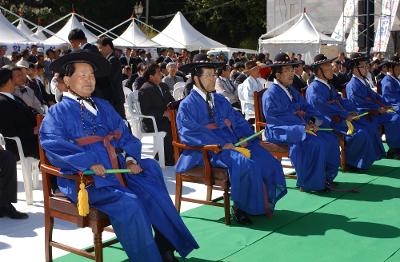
[167,101,231,225]
[254,90,346,172]
[37,115,119,262]
[254,89,294,174]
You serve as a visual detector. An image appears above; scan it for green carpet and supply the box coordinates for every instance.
[54,158,400,262]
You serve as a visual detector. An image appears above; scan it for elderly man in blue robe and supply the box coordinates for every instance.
[306,54,385,170]
[263,53,341,192]
[39,50,198,262]
[381,55,400,114]
[346,53,400,159]
[176,53,287,225]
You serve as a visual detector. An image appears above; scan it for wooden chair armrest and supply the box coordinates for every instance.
[172,142,221,154]
[40,163,93,183]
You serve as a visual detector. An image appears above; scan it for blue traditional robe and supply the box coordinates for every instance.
[175,89,287,215]
[262,82,340,191]
[381,74,400,114]
[40,96,198,262]
[346,75,400,149]
[306,78,385,169]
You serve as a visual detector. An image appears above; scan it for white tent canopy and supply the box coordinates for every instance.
[32,26,48,41]
[259,12,342,64]
[43,13,98,47]
[16,18,41,42]
[152,11,225,51]
[113,19,159,48]
[0,11,31,53]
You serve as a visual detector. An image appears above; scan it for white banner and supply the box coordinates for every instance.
[346,15,359,53]
[331,0,357,42]
[373,0,400,52]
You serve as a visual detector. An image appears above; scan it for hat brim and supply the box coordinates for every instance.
[179,61,224,73]
[311,57,336,67]
[267,61,302,68]
[351,56,369,63]
[50,50,110,77]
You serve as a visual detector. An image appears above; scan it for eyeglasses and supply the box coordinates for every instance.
[200,73,217,78]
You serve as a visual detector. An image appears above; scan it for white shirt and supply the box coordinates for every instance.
[273,79,293,101]
[0,92,15,100]
[314,77,331,89]
[238,76,264,119]
[63,92,98,116]
[192,86,215,108]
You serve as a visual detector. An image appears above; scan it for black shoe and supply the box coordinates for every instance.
[161,250,179,262]
[386,148,400,159]
[231,206,252,225]
[0,203,29,219]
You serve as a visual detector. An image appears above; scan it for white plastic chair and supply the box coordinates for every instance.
[126,91,166,168]
[0,134,39,205]
[123,85,133,101]
[172,82,186,100]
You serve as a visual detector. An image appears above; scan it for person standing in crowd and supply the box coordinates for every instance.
[0,67,39,160]
[376,60,389,94]
[292,59,307,94]
[0,46,11,67]
[138,64,175,166]
[176,54,287,224]
[96,37,126,119]
[346,53,400,159]
[162,62,184,92]
[263,53,340,192]
[164,48,175,64]
[125,63,147,91]
[68,28,98,52]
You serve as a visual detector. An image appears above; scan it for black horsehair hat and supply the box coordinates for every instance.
[268,52,302,68]
[49,49,110,77]
[379,55,400,68]
[311,54,336,68]
[179,53,223,74]
[346,52,370,69]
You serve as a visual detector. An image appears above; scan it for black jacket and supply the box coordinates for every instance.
[0,94,38,159]
[292,75,307,93]
[138,81,175,132]
[92,52,126,119]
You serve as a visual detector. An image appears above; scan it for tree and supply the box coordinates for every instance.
[184,0,266,49]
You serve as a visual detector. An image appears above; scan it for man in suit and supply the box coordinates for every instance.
[0,68,29,219]
[68,28,98,52]
[96,37,126,119]
[292,59,307,94]
[0,68,38,160]
[125,62,147,90]
[139,64,175,166]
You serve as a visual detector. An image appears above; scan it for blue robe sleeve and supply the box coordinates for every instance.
[382,77,400,112]
[40,109,101,173]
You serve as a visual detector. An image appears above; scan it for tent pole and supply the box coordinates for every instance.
[98,18,132,38]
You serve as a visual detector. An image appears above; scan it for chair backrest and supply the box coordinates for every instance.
[126,90,145,135]
[167,100,183,163]
[254,89,267,132]
[172,82,186,100]
[122,86,132,101]
[36,114,54,198]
